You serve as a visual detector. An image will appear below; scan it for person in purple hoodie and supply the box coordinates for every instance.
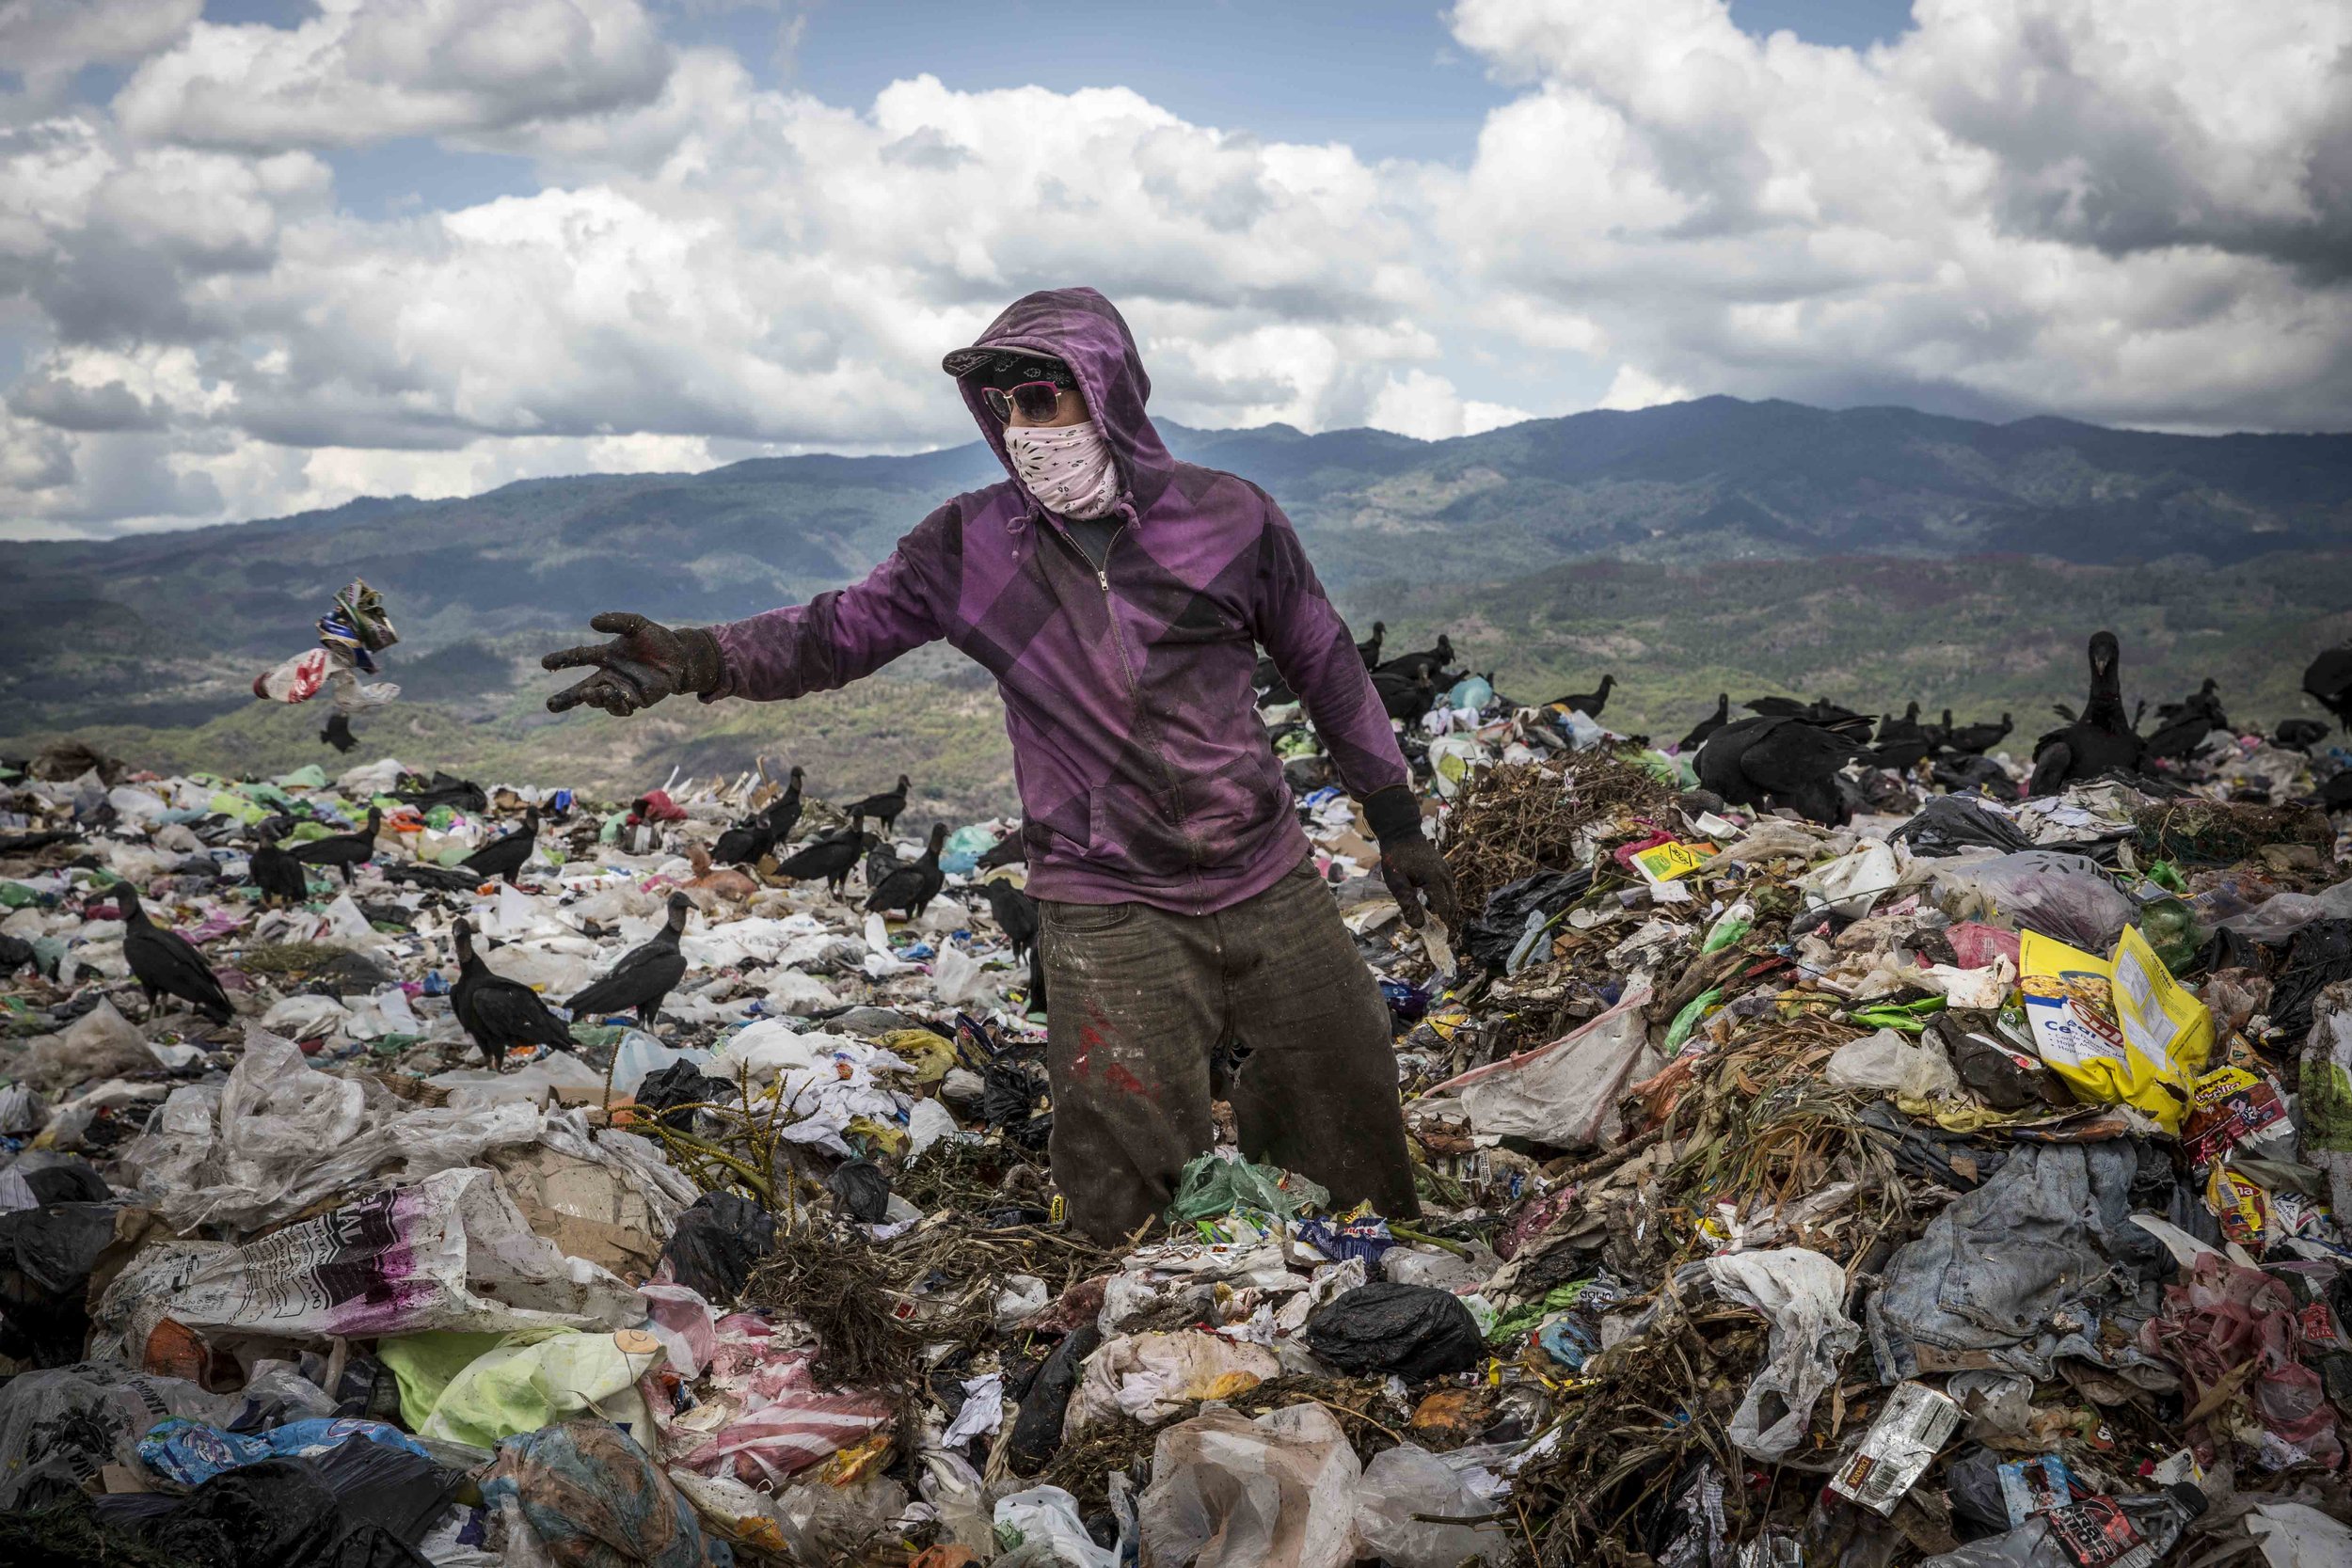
[542,287,1460,1242]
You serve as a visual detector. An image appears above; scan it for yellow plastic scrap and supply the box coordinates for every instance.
[2019,926,2212,1134]
[879,1028,956,1084]
[846,1115,910,1159]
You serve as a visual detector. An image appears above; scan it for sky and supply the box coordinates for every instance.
[0,0,2345,540]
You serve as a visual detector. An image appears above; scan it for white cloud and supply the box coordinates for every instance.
[0,0,200,86]
[1441,0,2352,430]
[113,0,673,150]
[1,0,2347,536]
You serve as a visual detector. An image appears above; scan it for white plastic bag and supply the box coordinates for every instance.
[1424,984,1658,1147]
[1705,1247,1862,1462]
[995,1485,1117,1568]
[1137,1403,1359,1568]
[1799,840,1901,920]
[1354,1443,1514,1567]
[96,1165,642,1355]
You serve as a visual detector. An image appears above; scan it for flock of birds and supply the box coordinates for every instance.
[1258,620,2352,831]
[106,763,1042,1070]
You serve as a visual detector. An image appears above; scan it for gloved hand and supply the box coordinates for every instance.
[1365,784,1462,933]
[541,611,725,716]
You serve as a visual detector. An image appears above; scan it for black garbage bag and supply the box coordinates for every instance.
[827,1158,891,1224]
[634,1059,737,1131]
[1932,1014,2069,1112]
[2,1151,111,1206]
[1301,1282,1483,1380]
[99,1448,447,1568]
[1941,1444,2011,1540]
[1464,870,1594,974]
[0,1200,121,1367]
[1008,1322,1103,1475]
[658,1190,777,1304]
[2268,919,2352,1035]
[1889,795,2037,858]
[982,1059,1043,1126]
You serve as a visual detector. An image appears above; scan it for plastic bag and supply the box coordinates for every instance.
[2019,927,2213,1134]
[2301,985,2352,1223]
[1705,1248,1862,1462]
[482,1418,733,1568]
[96,1165,643,1356]
[658,1191,776,1304]
[1932,851,2133,950]
[1354,1443,1512,1567]
[0,1363,245,1502]
[1799,839,1901,920]
[1463,870,1593,974]
[1166,1151,1329,1223]
[1825,1028,1960,1102]
[995,1484,1116,1568]
[1301,1282,1484,1380]
[1066,1331,1281,1436]
[1424,983,1658,1148]
[412,1330,661,1449]
[1137,1405,1358,1568]
[136,1415,434,1487]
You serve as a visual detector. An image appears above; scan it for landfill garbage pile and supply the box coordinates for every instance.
[3,667,2352,1568]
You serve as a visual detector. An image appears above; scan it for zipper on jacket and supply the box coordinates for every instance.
[1047,519,1190,836]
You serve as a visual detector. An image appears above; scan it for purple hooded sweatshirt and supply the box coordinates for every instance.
[707,288,1408,914]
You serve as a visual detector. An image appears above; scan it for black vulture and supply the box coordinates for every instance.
[866,823,948,919]
[844,774,912,834]
[1356,621,1386,667]
[116,881,233,1024]
[776,816,872,898]
[2303,643,2352,732]
[2276,718,2330,752]
[1678,694,1730,753]
[291,806,382,884]
[976,826,1026,871]
[981,877,1041,964]
[1549,673,1617,718]
[1377,634,1454,683]
[564,892,691,1030]
[1372,666,1434,723]
[399,771,488,814]
[1871,702,1930,770]
[462,807,540,886]
[247,834,309,906]
[320,713,357,752]
[450,917,575,1065]
[1920,708,1955,753]
[710,815,777,869]
[1695,717,1867,826]
[1945,713,2013,755]
[383,860,480,892]
[2029,631,2146,795]
[760,766,806,840]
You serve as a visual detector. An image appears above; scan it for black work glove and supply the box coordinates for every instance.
[541,611,725,717]
[1365,784,1462,933]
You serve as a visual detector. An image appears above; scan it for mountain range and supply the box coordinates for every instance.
[5,395,2348,802]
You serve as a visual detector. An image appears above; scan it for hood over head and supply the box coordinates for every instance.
[945,287,1175,521]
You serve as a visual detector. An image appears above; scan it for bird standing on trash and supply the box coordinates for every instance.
[844,774,913,835]
[866,823,948,920]
[2030,631,2146,794]
[449,917,575,1066]
[246,832,309,907]
[538,286,1455,1244]
[1696,716,1866,826]
[776,816,871,898]
[117,880,234,1025]
[462,806,540,887]
[291,806,381,885]
[1678,694,1730,753]
[564,891,692,1031]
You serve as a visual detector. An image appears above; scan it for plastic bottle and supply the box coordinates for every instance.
[1920,1484,2205,1568]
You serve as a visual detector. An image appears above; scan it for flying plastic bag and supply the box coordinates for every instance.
[2019,927,2213,1134]
[254,647,331,704]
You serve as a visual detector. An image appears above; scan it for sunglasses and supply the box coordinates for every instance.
[982,381,1071,424]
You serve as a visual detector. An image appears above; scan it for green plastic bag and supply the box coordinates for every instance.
[275,764,329,789]
[1165,1152,1329,1223]
[2135,895,2206,974]
[1664,988,1723,1053]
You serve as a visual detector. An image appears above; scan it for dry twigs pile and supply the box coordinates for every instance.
[1441,749,1677,911]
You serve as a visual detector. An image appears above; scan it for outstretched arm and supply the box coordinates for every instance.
[541,505,956,715]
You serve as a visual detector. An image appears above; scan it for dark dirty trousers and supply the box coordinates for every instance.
[1041,854,1421,1243]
